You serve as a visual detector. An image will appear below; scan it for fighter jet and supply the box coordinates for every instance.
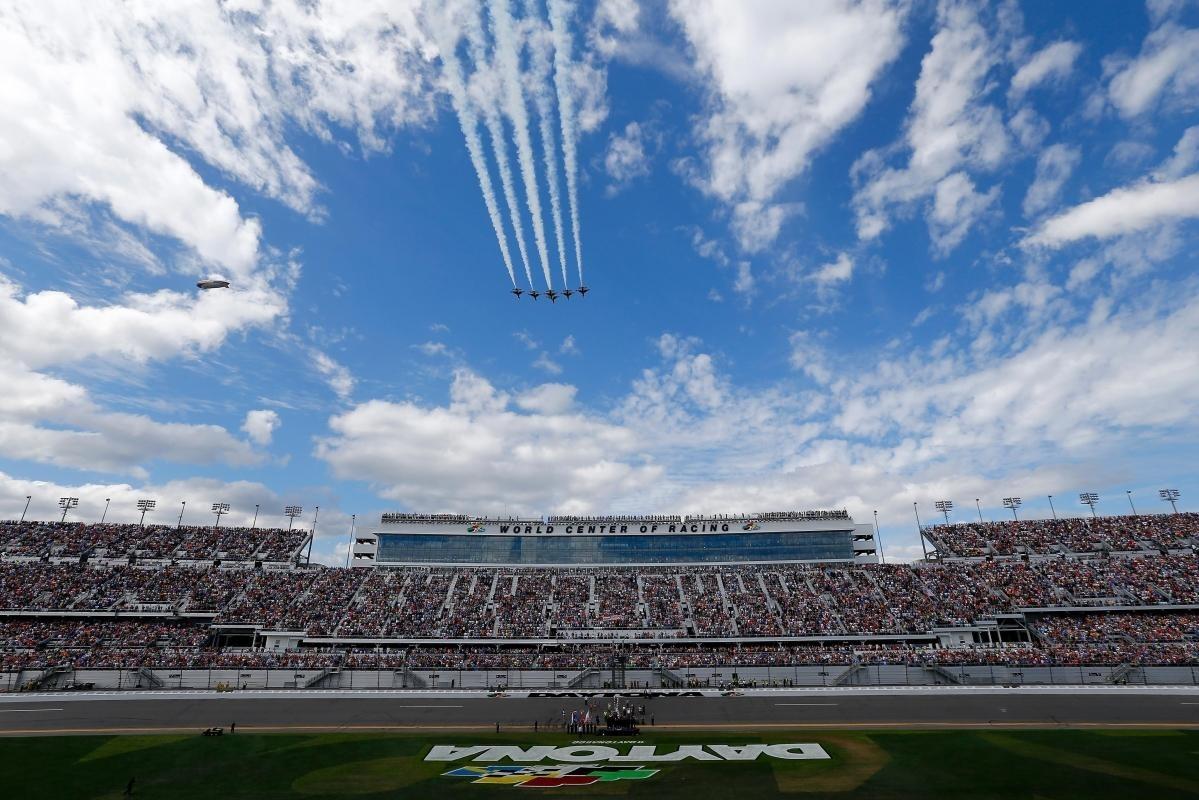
[546,289,558,303]
[511,288,524,299]
[529,290,540,300]
[577,285,589,297]
[562,289,574,299]
[196,278,230,290]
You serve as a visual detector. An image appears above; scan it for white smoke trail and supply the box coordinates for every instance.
[433,17,517,286]
[490,0,554,290]
[463,2,535,289]
[523,0,569,289]
[548,0,583,285]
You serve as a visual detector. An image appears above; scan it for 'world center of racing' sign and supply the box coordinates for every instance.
[428,744,831,787]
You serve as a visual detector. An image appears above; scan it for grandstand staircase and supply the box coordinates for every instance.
[137,667,165,688]
[832,664,866,686]
[303,668,340,689]
[398,669,427,689]
[925,664,963,685]
[654,666,686,689]
[1107,663,1138,684]
[566,668,601,689]
[21,664,73,691]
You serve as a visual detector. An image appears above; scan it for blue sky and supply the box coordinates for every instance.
[1,0,1197,563]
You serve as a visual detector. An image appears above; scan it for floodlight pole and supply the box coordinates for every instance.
[1047,495,1057,520]
[20,495,31,523]
[345,514,356,568]
[306,506,319,565]
[101,498,111,524]
[1159,489,1180,515]
[251,504,259,530]
[913,502,928,560]
[177,501,186,529]
[1126,490,1137,515]
[975,498,983,523]
[873,510,886,564]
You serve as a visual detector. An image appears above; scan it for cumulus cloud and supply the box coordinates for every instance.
[1023,143,1081,217]
[242,409,281,446]
[671,0,907,251]
[1026,172,1199,247]
[853,0,1010,254]
[603,121,655,194]
[0,1,437,274]
[313,351,355,399]
[1107,22,1199,117]
[315,369,659,513]
[1008,40,1081,100]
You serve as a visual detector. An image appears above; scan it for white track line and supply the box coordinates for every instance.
[0,708,63,713]
[775,703,838,706]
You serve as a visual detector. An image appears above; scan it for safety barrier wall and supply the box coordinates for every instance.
[4,664,1199,691]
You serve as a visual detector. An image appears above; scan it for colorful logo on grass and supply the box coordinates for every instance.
[467,523,487,533]
[443,764,658,788]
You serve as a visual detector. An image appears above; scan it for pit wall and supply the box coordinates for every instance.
[5,664,1199,692]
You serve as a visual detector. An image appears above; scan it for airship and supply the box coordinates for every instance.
[197,278,230,290]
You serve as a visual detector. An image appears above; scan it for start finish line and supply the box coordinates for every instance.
[425,743,830,762]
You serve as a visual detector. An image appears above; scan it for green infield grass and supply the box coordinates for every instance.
[2,729,1198,799]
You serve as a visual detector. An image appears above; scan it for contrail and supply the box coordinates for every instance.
[433,18,517,286]
[490,0,554,290]
[463,2,536,289]
[548,0,583,285]
[523,0,569,289]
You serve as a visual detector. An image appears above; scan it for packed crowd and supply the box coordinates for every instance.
[0,520,308,562]
[925,513,1199,557]
[1,557,1198,640]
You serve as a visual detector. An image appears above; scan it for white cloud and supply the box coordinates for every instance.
[242,409,281,446]
[1026,172,1199,247]
[671,0,907,250]
[315,369,659,513]
[559,335,580,355]
[1154,125,1199,180]
[1107,22,1199,117]
[313,351,355,399]
[1023,143,1081,217]
[853,0,1010,254]
[733,262,755,300]
[1008,40,1081,100]
[532,352,563,375]
[0,275,284,370]
[604,121,654,194]
[811,252,855,289]
[516,382,577,414]
[0,0,437,273]
[414,341,450,357]
[514,331,540,350]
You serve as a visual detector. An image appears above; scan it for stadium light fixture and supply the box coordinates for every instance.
[212,502,230,529]
[1159,488,1180,514]
[1002,497,1021,521]
[101,498,111,524]
[974,498,984,523]
[20,495,31,523]
[284,505,303,531]
[1079,492,1099,518]
[1047,495,1057,520]
[1126,490,1137,515]
[251,504,260,530]
[873,510,886,564]
[345,514,356,568]
[934,500,953,525]
[177,501,187,528]
[58,496,79,523]
[912,502,928,560]
[137,499,157,527]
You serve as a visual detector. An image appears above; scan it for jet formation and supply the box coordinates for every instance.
[511,285,588,302]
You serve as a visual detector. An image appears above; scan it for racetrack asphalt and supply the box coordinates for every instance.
[1,687,1197,735]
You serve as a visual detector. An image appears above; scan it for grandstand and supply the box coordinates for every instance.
[1,511,1198,691]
